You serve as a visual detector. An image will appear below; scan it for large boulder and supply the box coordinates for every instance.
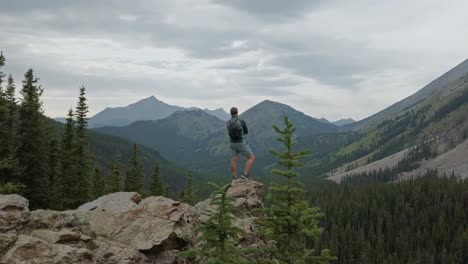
[0,231,17,254]
[0,179,265,263]
[0,194,29,232]
[26,209,87,230]
[1,235,93,264]
[193,179,264,247]
[91,237,144,264]
[227,178,264,213]
[194,179,263,220]
[76,193,196,257]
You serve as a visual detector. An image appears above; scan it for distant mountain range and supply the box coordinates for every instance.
[83,59,468,181]
[95,100,338,175]
[332,118,356,126]
[54,96,231,128]
[318,118,356,127]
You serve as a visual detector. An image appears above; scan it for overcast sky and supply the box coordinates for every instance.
[1,0,467,121]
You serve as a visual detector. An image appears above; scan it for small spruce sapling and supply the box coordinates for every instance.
[257,116,335,264]
[181,183,254,264]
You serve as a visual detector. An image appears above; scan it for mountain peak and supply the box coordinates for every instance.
[258,99,282,105]
[253,99,292,111]
[136,95,160,104]
[332,118,356,126]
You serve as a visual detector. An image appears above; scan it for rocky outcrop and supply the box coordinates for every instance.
[0,194,29,232]
[0,179,263,263]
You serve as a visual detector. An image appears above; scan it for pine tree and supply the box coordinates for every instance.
[257,116,335,264]
[0,59,21,193]
[107,158,124,193]
[0,76,11,182]
[164,185,170,197]
[150,161,165,196]
[90,167,105,199]
[16,69,51,209]
[181,183,253,264]
[179,170,196,205]
[0,57,10,176]
[124,144,144,192]
[72,85,91,206]
[58,109,76,209]
[5,75,18,153]
[0,51,5,87]
[48,138,61,209]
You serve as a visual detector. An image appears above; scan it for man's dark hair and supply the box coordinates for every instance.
[230,107,238,116]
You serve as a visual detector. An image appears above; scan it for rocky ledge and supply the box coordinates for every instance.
[0,179,263,264]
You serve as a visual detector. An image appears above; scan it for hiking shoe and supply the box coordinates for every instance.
[240,173,251,180]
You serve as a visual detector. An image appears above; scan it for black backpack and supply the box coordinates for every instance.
[227,118,243,140]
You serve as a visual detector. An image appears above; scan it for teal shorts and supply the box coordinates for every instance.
[230,143,254,158]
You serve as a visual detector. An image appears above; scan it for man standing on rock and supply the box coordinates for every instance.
[227,107,255,180]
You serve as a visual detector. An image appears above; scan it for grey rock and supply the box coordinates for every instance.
[0,231,17,254]
[30,229,82,244]
[0,180,265,263]
[92,237,144,264]
[26,209,85,230]
[77,192,141,214]
[80,194,195,254]
[0,194,29,232]
[1,235,92,264]
[1,235,54,264]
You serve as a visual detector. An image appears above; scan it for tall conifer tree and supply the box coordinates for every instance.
[5,76,20,177]
[0,51,5,88]
[72,85,91,206]
[150,161,165,196]
[107,158,124,193]
[0,53,19,189]
[90,167,105,199]
[124,144,144,192]
[58,109,76,209]
[0,56,21,192]
[179,170,196,205]
[5,75,18,153]
[257,116,334,264]
[0,58,9,178]
[0,55,7,156]
[48,138,61,209]
[16,69,50,209]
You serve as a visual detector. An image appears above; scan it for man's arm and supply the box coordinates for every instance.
[241,120,248,134]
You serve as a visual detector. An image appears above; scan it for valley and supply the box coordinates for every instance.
[91,59,468,184]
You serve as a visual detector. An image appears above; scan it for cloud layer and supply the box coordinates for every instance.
[1,0,467,120]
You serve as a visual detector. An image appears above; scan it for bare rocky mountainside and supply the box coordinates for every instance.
[344,59,468,131]
[0,180,263,264]
[324,58,468,183]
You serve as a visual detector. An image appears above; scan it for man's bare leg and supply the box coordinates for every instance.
[243,154,255,176]
[230,156,237,179]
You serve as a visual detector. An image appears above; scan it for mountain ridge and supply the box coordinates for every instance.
[86,96,230,128]
[344,59,468,130]
[332,118,355,126]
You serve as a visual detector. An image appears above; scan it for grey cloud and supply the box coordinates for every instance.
[213,0,325,19]
[1,1,252,60]
[1,0,467,120]
[271,53,369,87]
[0,0,431,92]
